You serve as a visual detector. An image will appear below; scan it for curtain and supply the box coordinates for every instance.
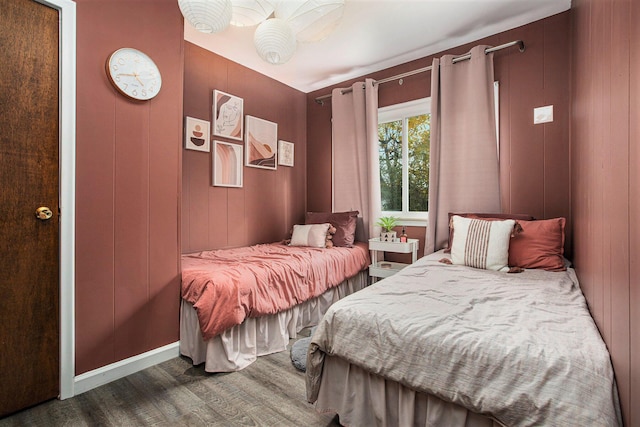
[425,45,501,254]
[331,78,381,242]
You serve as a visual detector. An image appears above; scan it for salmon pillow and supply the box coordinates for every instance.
[508,218,566,271]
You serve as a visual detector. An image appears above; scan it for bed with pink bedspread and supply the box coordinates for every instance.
[180,241,370,372]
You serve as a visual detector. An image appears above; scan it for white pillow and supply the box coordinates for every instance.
[450,215,515,271]
[290,223,330,248]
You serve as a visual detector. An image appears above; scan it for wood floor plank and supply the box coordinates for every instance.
[0,335,338,426]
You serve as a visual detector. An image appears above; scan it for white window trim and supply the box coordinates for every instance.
[378,97,430,223]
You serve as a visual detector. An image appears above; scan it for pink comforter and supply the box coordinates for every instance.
[181,242,370,340]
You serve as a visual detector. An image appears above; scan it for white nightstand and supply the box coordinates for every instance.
[368,237,419,281]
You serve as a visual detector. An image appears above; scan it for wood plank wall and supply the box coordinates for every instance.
[75,0,183,375]
[181,43,307,253]
[571,0,639,424]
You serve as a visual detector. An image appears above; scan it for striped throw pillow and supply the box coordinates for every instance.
[450,215,515,271]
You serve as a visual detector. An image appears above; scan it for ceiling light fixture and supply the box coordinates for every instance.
[254,18,297,65]
[275,0,345,42]
[230,0,274,27]
[178,0,233,34]
[179,0,346,64]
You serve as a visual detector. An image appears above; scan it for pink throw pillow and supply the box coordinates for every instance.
[306,211,358,247]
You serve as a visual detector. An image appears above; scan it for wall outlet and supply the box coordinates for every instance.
[534,105,553,124]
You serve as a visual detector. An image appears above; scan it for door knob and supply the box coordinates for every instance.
[35,207,53,220]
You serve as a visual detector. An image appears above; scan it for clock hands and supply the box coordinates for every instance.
[117,72,145,86]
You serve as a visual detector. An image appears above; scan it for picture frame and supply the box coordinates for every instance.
[278,140,294,167]
[213,140,243,188]
[184,116,210,152]
[213,90,244,141]
[245,115,277,170]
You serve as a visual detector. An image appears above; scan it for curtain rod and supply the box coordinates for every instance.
[314,40,525,105]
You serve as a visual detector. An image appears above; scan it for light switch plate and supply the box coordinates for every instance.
[534,105,553,124]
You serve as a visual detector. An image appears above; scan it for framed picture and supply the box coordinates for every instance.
[184,116,210,152]
[213,141,243,188]
[245,115,277,170]
[278,140,294,167]
[213,90,243,141]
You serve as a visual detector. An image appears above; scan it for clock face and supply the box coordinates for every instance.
[106,48,162,101]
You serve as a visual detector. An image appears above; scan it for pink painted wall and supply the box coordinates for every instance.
[307,12,572,257]
[571,1,640,423]
[181,43,307,253]
[74,0,183,375]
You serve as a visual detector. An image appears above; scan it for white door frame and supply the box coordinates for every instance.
[35,0,76,400]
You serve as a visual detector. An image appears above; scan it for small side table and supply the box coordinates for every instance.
[368,237,419,282]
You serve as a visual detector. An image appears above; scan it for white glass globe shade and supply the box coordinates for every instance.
[274,0,344,42]
[178,0,233,34]
[254,18,297,65]
[230,0,275,27]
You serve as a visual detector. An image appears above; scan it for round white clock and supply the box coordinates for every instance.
[106,48,162,101]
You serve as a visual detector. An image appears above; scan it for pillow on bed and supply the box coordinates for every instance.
[290,223,332,248]
[450,215,516,271]
[306,211,358,247]
[445,212,535,253]
[508,218,566,271]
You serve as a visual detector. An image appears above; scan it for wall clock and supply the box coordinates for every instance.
[106,48,162,101]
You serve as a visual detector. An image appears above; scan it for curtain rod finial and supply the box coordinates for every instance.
[518,41,525,52]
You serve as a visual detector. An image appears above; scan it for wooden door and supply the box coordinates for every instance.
[0,0,60,416]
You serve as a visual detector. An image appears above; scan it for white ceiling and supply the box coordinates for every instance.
[184,0,571,93]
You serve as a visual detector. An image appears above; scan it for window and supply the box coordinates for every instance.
[378,98,430,222]
[377,82,499,223]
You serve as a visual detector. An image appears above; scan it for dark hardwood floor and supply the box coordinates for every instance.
[0,333,340,426]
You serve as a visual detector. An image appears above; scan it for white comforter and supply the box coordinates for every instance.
[307,251,621,426]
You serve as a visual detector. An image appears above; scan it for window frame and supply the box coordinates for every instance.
[376,82,499,226]
[378,97,431,224]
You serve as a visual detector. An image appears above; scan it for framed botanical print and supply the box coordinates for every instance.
[245,115,277,170]
[213,140,243,187]
[213,90,243,141]
[278,140,294,167]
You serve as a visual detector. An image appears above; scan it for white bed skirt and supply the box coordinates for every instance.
[180,270,368,373]
[315,355,505,427]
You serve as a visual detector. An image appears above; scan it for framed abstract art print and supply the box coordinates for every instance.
[185,116,210,152]
[213,140,243,187]
[245,115,277,170]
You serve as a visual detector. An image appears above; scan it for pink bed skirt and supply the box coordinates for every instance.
[180,270,368,372]
[315,355,505,427]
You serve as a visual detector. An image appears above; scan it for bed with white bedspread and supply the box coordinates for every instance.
[307,250,622,426]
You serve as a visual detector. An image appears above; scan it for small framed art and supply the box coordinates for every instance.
[278,140,294,167]
[213,141,243,188]
[245,115,277,170]
[213,90,243,141]
[184,116,210,152]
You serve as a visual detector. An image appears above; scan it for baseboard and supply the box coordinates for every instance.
[73,341,180,396]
